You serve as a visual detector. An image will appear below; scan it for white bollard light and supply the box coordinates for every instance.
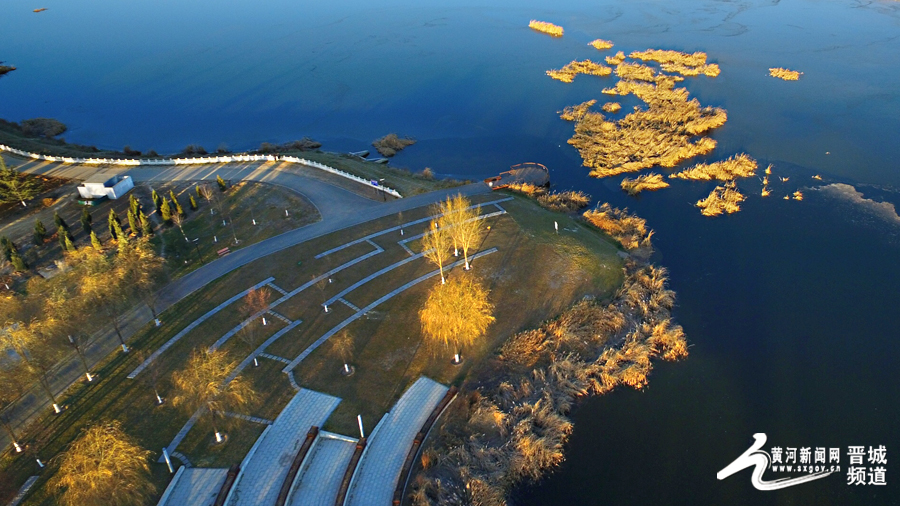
[86,372,93,382]
[162,447,174,473]
[215,431,224,443]
[357,415,365,439]
[13,442,22,453]
[36,458,44,468]
[262,317,267,326]
[324,304,329,313]
[214,236,218,243]
[252,219,256,225]
[554,221,558,234]
[155,318,161,327]
[285,209,289,216]
[52,403,61,414]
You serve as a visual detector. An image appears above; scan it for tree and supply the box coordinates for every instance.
[78,249,130,352]
[90,230,102,250]
[128,194,140,217]
[112,219,127,245]
[170,212,188,242]
[199,183,220,216]
[421,219,452,284]
[0,235,13,261]
[1,320,64,412]
[0,158,40,207]
[216,175,227,192]
[80,207,92,234]
[160,197,172,224]
[169,190,185,217]
[238,287,271,366]
[108,209,119,240]
[0,368,26,453]
[117,242,166,326]
[170,350,252,443]
[33,219,47,245]
[54,211,69,232]
[442,195,484,270]
[330,330,354,375]
[10,249,27,271]
[45,288,92,382]
[139,211,153,236]
[53,421,155,506]
[419,274,495,359]
[195,184,202,199]
[127,209,139,237]
[63,229,77,252]
[151,189,161,211]
[189,194,198,210]
[437,196,462,257]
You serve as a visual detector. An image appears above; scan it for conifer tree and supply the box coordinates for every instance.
[129,194,140,216]
[160,198,172,224]
[151,189,161,210]
[80,207,92,234]
[108,216,118,241]
[54,211,69,232]
[112,219,127,244]
[189,194,198,210]
[63,231,76,252]
[196,184,202,199]
[109,208,120,225]
[33,219,47,245]
[0,236,12,262]
[127,210,139,237]
[58,229,67,251]
[216,175,227,192]
[10,250,27,271]
[139,212,153,236]
[90,230,102,250]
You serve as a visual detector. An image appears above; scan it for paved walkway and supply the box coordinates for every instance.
[345,377,449,506]
[225,389,341,506]
[287,432,358,506]
[157,468,229,506]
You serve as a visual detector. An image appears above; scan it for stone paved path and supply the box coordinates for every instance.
[225,389,341,506]
[157,468,228,506]
[346,377,449,506]
[287,432,358,506]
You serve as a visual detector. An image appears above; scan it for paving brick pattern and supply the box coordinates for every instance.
[287,433,357,506]
[226,389,340,506]
[157,468,228,506]
[345,377,448,506]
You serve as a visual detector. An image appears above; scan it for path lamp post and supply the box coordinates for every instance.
[192,238,205,264]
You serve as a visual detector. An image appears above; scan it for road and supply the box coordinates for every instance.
[0,154,490,452]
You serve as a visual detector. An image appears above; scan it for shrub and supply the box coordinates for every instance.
[20,118,67,138]
[372,134,415,157]
[536,191,590,212]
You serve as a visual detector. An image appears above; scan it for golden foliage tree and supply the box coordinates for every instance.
[419,274,495,355]
[439,194,484,271]
[53,421,154,506]
[421,219,452,284]
[170,350,252,442]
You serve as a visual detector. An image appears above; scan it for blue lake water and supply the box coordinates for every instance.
[3,0,899,503]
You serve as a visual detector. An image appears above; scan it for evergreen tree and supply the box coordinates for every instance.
[108,216,118,241]
[216,175,227,192]
[196,184,202,199]
[90,230,102,250]
[140,211,153,236]
[80,207,93,234]
[129,194,140,216]
[0,158,40,206]
[160,198,172,224]
[151,189,161,210]
[1,236,14,261]
[33,219,47,245]
[112,219,127,244]
[58,230,67,251]
[108,208,120,225]
[127,209,139,237]
[63,231,76,252]
[189,195,198,210]
[54,211,69,232]
[173,197,185,217]
[10,250,27,271]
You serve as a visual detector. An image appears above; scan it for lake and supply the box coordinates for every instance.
[2,0,899,503]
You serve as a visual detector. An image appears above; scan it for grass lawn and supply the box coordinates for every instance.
[0,193,623,505]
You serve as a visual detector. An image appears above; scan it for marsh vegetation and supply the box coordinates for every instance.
[528,20,564,37]
[769,67,802,81]
[582,203,653,256]
[546,60,612,83]
[620,173,670,195]
[696,183,745,216]
[589,39,614,50]
[372,133,416,157]
[669,153,757,181]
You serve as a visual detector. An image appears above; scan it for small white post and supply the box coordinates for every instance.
[155,318,161,327]
[262,317,267,326]
[323,304,329,313]
[400,228,404,236]
[215,431,224,443]
[36,458,44,468]
[162,447,174,473]
[122,344,129,353]
[52,403,61,414]
[554,221,559,234]
[253,357,259,367]
[344,363,350,373]
[285,209,289,217]
[13,442,22,453]
[156,392,164,405]
[454,353,461,364]
[214,235,218,243]
[222,219,227,226]
[210,208,214,215]
[357,415,365,439]
[252,219,256,225]
[86,372,93,382]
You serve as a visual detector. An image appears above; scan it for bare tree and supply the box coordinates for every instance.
[330,330,354,374]
[198,183,219,215]
[239,287,272,366]
[419,274,495,361]
[117,242,167,326]
[53,421,155,506]
[170,350,253,443]
[421,219,452,284]
[171,212,189,242]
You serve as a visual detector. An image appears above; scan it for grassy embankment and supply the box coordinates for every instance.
[0,194,624,505]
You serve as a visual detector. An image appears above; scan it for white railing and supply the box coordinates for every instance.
[0,144,402,198]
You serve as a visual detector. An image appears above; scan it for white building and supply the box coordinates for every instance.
[77,174,134,200]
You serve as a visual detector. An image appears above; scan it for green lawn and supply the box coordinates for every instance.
[0,194,623,505]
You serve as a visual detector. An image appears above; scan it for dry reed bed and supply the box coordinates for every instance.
[601,102,621,113]
[620,173,670,195]
[605,51,626,65]
[529,20,564,37]
[769,68,802,81]
[409,253,686,505]
[505,182,547,197]
[561,78,727,178]
[670,153,757,181]
[582,203,653,254]
[372,133,416,157]
[696,183,745,216]
[546,60,612,83]
[535,191,591,212]
[629,49,720,77]
[589,39,614,50]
